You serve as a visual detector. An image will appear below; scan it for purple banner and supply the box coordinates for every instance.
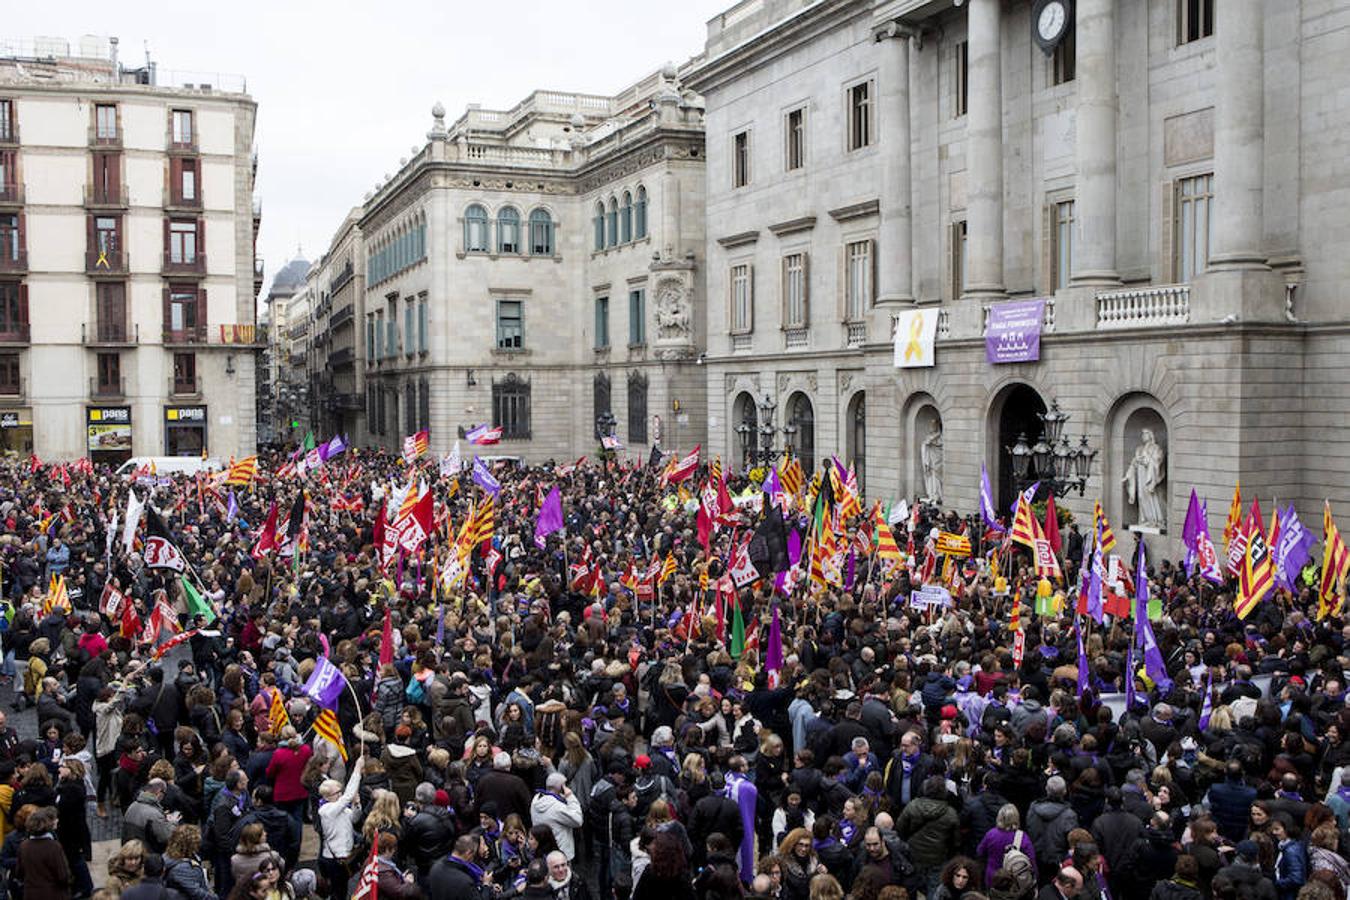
[986,298,1045,364]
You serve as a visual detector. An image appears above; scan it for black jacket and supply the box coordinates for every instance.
[404,807,456,876]
[1091,808,1144,875]
[688,795,743,866]
[428,856,491,900]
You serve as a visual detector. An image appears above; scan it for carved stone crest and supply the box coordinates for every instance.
[654,277,690,339]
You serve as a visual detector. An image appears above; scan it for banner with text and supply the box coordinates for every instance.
[985,298,1045,364]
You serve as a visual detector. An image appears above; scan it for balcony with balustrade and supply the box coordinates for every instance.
[82,322,138,347]
[162,251,207,277]
[1095,284,1191,330]
[0,182,23,208]
[86,249,128,276]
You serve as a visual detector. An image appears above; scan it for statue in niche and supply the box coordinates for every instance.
[1123,427,1167,528]
[920,422,943,502]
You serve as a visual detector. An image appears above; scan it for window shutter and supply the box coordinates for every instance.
[868,239,878,310]
[1042,202,1054,293]
[802,252,811,325]
[748,264,755,332]
[86,214,95,255]
[1160,181,1176,284]
[197,216,205,252]
[198,287,207,332]
[163,218,170,259]
[17,282,27,328]
[169,156,180,197]
[162,286,171,335]
[838,245,847,321]
[780,255,788,327]
[727,269,735,333]
[949,223,959,301]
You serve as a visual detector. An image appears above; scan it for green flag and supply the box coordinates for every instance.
[729,595,746,659]
[303,431,316,451]
[181,576,216,624]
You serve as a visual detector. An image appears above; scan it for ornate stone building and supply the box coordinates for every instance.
[687,0,1348,552]
[311,67,708,461]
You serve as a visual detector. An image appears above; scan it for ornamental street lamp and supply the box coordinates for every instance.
[1007,399,1097,498]
[737,394,795,469]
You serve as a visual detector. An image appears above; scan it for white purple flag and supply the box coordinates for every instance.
[1272,504,1315,593]
[980,464,1004,532]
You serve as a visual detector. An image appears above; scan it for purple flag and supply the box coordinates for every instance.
[980,464,1005,532]
[1134,543,1173,692]
[435,602,445,646]
[1272,504,1315,593]
[1085,520,1105,624]
[1195,500,1225,584]
[323,434,347,460]
[1124,640,1137,709]
[534,486,563,549]
[1198,667,1214,730]
[1076,618,1089,695]
[986,298,1045,364]
[844,550,856,590]
[1182,489,1204,577]
[226,490,239,524]
[774,528,804,594]
[302,655,347,710]
[765,605,784,673]
[471,457,502,496]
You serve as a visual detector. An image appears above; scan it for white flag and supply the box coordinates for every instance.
[121,489,145,555]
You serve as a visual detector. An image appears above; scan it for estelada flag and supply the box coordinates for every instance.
[1235,512,1274,620]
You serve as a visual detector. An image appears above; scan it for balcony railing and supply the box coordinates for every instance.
[0,377,25,399]
[0,323,29,344]
[784,327,809,348]
[330,304,354,328]
[164,325,208,344]
[89,128,122,149]
[162,252,206,276]
[164,188,202,210]
[731,333,752,353]
[82,322,137,345]
[168,136,199,154]
[0,250,27,273]
[1096,284,1191,330]
[170,375,202,397]
[0,121,18,145]
[85,249,128,275]
[83,185,129,208]
[329,346,355,367]
[0,182,23,206]
[90,376,126,399]
[845,321,867,348]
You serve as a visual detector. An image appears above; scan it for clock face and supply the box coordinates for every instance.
[1038,1,1067,41]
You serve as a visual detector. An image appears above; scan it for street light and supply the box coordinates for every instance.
[1008,399,1097,498]
[1008,432,1032,481]
[738,395,795,470]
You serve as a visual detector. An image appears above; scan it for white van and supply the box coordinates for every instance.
[115,456,224,478]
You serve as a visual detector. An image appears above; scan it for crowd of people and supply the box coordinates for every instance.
[0,447,1344,900]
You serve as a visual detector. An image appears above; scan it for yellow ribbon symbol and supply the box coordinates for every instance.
[96,249,110,269]
[904,313,925,362]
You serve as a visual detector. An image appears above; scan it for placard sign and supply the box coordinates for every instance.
[910,585,952,609]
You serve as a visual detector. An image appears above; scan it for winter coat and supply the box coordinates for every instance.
[896,797,960,870]
[1091,808,1144,876]
[122,791,176,853]
[530,789,585,860]
[428,856,491,900]
[976,826,1037,889]
[1215,861,1276,900]
[1273,839,1308,900]
[1205,778,1257,843]
[374,677,405,731]
[1150,879,1202,900]
[380,744,424,804]
[16,834,69,900]
[1124,827,1179,900]
[1025,799,1078,868]
[264,741,312,804]
[163,854,218,900]
[403,806,455,877]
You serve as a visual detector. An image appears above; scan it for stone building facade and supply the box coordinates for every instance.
[310,69,709,462]
[0,37,263,462]
[687,0,1349,553]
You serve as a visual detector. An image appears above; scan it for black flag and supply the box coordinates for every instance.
[647,445,663,470]
[749,504,790,578]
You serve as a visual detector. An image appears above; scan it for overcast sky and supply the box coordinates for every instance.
[9,0,730,302]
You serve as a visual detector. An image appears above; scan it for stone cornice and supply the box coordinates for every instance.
[828,199,880,222]
[716,230,760,249]
[768,215,818,237]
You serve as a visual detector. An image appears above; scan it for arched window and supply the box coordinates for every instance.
[497,206,521,254]
[848,392,866,493]
[405,382,417,434]
[620,191,633,243]
[606,197,618,248]
[529,209,554,256]
[593,203,605,251]
[418,378,430,430]
[635,186,648,239]
[787,392,815,475]
[627,371,648,444]
[464,204,489,253]
[734,392,759,473]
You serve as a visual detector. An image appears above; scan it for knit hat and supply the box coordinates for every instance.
[634,754,651,770]
[434,789,451,807]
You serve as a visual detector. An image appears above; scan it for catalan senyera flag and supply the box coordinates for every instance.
[224,456,259,487]
[779,457,804,498]
[1224,480,1243,554]
[471,494,496,547]
[267,688,289,734]
[659,551,677,585]
[833,464,862,520]
[312,708,348,762]
[875,514,903,565]
[1010,495,1037,549]
[1093,501,1118,554]
[1235,511,1274,620]
[710,457,723,484]
[396,482,420,522]
[41,575,71,617]
[1319,501,1350,620]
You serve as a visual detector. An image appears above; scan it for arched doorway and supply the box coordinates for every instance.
[787,392,815,474]
[990,383,1047,514]
[732,392,758,472]
[847,392,866,493]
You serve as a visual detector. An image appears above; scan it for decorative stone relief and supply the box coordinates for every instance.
[654,277,691,340]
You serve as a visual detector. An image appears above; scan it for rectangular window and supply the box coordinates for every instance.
[1052,27,1076,84]
[92,152,120,201]
[97,351,120,392]
[731,264,752,333]
[366,316,376,360]
[493,379,532,440]
[171,109,194,146]
[418,299,428,353]
[0,100,12,142]
[628,375,648,444]
[96,282,126,342]
[953,220,969,297]
[785,108,805,171]
[0,214,17,261]
[0,282,24,337]
[0,150,13,192]
[848,81,873,151]
[733,131,750,188]
[496,299,523,350]
[629,289,646,345]
[168,286,200,337]
[169,219,198,263]
[783,252,807,328]
[95,104,118,141]
[404,303,414,357]
[955,42,969,118]
[95,216,120,254]
[1052,200,1075,291]
[845,240,873,320]
[179,159,197,202]
[387,318,397,358]
[172,352,196,393]
[595,296,609,349]
[1177,0,1214,45]
[0,353,18,394]
[1175,173,1213,282]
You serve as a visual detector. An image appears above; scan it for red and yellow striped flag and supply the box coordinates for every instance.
[225,455,259,486]
[1010,496,1037,549]
[659,552,677,585]
[1319,501,1350,620]
[1093,501,1118,554]
[267,688,289,734]
[1235,510,1274,620]
[472,495,495,546]
[313,707,348,762]
[1224,480,1242,554]
[779,457,804,498]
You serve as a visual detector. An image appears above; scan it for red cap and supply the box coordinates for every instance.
[634,754,651,770]
[940,704,959,720]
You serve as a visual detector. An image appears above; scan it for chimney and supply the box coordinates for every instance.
[109,36,118,70]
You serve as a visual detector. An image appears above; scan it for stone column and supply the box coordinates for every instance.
[1071,0,1120,286]
[965,0,1004,298]
[875,21,914,306]
[1210,0,1266,268]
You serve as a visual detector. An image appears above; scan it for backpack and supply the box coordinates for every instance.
[405,676,426,704]
[1002,830,1036,895]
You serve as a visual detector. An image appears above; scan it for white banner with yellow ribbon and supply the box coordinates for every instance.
[893,308,937,368]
